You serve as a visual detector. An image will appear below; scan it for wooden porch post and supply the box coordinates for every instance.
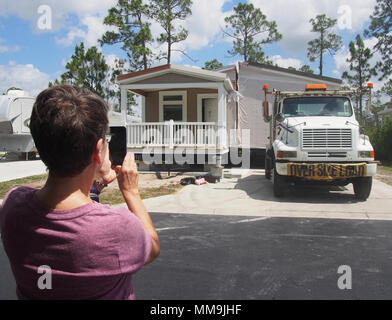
[141,95,146,123]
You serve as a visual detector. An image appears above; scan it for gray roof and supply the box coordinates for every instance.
[244,62,343,84]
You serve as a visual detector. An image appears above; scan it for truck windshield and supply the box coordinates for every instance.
[282,97,353,117]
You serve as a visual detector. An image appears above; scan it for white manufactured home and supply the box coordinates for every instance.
[218,62,343,152]
[117,63,342,169]
[117,64,238,168]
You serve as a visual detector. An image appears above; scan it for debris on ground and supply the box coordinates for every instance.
[180,175,220,186]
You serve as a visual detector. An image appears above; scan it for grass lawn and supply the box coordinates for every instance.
[0,174,48,199]
[0,174,183,206]
[100,185,183,205]
[376,163,392,186]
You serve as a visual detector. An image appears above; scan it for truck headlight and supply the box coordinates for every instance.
[358,151,374,159]
[277,151,297,158]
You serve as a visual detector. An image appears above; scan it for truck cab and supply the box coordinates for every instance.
[264,84,377,200]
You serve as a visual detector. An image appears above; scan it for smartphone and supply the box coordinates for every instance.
[109,126,127,166]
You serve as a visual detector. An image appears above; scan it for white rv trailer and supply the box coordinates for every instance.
[0,90,141,158]
[0,90,36,154]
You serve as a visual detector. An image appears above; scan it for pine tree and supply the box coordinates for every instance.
[342,34,377,120]
[380,79,392,102]
[307,14,342,76]
[364,0,392,79]
[203,59,223,71]
[100,0,154,71]
[223,3,281,63]
[108,58,137,115]
[298,65,314,74]
[59,42,113,100]
[149,0,193,64]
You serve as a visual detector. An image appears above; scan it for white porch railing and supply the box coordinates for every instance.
[127,121,218,148]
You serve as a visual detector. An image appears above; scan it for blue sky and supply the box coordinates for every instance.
[0,0,386,97]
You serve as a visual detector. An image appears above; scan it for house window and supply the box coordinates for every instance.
[159,91,187,122]
[164,105,183,121]
[163,95,183,102]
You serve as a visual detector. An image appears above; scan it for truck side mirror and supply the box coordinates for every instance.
[263,101,271,122]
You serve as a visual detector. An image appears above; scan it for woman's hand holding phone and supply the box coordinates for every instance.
[116,152,140,199]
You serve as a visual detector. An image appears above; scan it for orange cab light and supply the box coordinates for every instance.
[367,83,374,88]
[305,84,327,91]
[370,151,375,159]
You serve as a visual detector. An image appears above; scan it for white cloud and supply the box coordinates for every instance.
[56,15,117,48]
[250,0,377,54]
[0,45,20,53]
[0,0,117,50]
[149,0,230,63]
[56,28,86,47]
[0,0,117,30]
[0,61,50,96]
[181,0,228,51]
[0,38,20,53]
[270,55,302,69]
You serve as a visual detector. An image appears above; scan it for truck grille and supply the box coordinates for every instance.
[307,152,347,158]
[302,129,352,149]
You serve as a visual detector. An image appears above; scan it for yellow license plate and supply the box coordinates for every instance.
[287,163,367,180]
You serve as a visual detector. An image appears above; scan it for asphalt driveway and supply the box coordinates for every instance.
[3,213,392,300]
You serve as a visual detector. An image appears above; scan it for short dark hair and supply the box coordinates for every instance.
[30,85,109,177]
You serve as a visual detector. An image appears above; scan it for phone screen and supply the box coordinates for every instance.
[109,126,127,166]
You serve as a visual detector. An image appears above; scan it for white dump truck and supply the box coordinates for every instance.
[0,90,37,159]
[263,83,377,200]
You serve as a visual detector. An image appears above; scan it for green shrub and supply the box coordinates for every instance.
[367,117,392,161]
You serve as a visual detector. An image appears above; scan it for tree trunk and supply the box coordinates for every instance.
[359,67,363,121]
[319,31,324,76]
[320,52,323,76]
[167,39,171,65]
[244,32,248,62]
[138,13,148,70]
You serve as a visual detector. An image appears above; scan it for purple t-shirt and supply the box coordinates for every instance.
[0,187,152,300]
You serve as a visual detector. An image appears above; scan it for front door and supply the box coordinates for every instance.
[203,98,218,122]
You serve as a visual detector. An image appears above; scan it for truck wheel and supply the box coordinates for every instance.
[353,177,372,201]
[273,163,286,197]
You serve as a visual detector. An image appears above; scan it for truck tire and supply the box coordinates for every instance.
[353,177,372,201]
[273,162,286,197]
